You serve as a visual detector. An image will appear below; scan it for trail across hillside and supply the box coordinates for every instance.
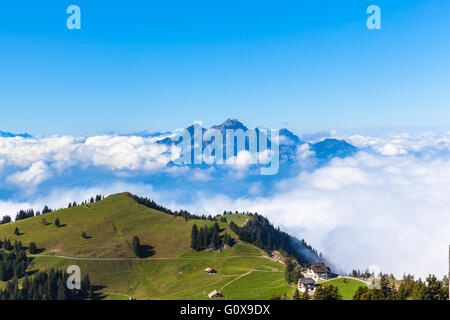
[219,270,254,291]
[29,254,275,262]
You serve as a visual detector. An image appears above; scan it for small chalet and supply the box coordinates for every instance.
[208,290,223,298]
[298,278,317,293]
[303,262,331,282]
[204,267,217,274]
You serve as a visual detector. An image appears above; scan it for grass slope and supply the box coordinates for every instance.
[0,193,238,258]
[320,278,367,300]
[0,193,291,300]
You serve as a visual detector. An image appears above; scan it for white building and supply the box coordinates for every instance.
[303,262,331,282]
[298,278,317,294]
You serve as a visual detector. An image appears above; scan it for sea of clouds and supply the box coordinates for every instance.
[0,131,450,279]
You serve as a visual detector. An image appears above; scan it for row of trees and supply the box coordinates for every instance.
[284,258,303,284]
[350,269,375,279]
[190,223,234,251]
[69,194,104,208]
[0,215,11,224]
[229,214,316,265]
[0,243,28,281]
[273,285,342,300]
[0,237,94,300]
[353,274,449,300]
[132,194,216,221]
[1,194,105,227]
[0,269,93,300]
[1,206,53,225]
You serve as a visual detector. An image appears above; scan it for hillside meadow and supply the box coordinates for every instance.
[0,193,293,299]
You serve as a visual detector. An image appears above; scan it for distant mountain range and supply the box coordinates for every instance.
[0,119,357,163]
[0,130,31,138]
[153,119,357,163]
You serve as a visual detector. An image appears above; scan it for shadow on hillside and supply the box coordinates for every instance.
[25,247,45,254]
[57,224,67,228]
[92,285,108,300]
[82,235,93,239]
[140,245,155,258]
[25,269,39,277]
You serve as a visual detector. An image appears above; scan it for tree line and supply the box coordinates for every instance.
[272,284,342,301]
[0,194,105,226]
[284,258,303,284]
[190,223,234,251]
[0,237,94,300]
[229,213,316,265]
[132,195,218,221]
[353,273,448,300]
[0,240,28,282]
[0,269,93,300]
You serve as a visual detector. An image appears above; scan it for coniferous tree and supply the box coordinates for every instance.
[81,274,91,292]
[29,242,37,254]
[132,236,142,258]
[293,289,301,300]
[0,215,11,225]
[57,279,67,300]
[301,290,310,300]
[54,218,60,227]
[191,224,199,251]
[313,285,342,300]
[88,286,94,300]
[42,206,52,214]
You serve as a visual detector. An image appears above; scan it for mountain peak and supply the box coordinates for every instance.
[211,119,248,132]
[0,130,31,138]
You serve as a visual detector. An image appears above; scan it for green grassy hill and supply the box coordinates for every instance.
[320,278,368,300]
[0,193,293,300]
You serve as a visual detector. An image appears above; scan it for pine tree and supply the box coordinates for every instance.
[191,224,199,250]
[88,286,94,300]
[29,242,37,254]
[301,290,310,300]
[21,275,29,299]
[14,227,19,236]
[57,279,67,300]
[132,236,141,258]
[82,274,91,294]
[313,285,342,300]
[42,205,51,214]
[293,289,301,300]
[54,218,60,227]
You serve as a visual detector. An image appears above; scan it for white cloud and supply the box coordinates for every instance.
[170,149,450,279]
[376,143,408,156]
[7,161,51,188]
[189,168,214,182]
[0,135,180,179]
[1,132,450,279]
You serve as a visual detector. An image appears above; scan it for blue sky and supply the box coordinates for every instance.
[0,0,449,135]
